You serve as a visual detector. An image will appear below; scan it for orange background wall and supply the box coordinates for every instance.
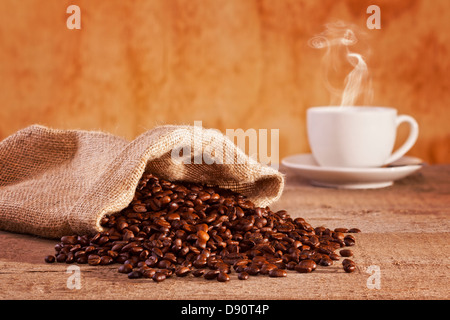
[0,0,449,164]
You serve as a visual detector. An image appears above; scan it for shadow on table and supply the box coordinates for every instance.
[0,230,56,265]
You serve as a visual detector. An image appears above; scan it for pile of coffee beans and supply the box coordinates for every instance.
[45,173,360,282]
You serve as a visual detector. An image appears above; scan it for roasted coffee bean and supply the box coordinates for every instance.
[129,246,144,256]
[340,249,353,257]
[244,265,260,276]
[100,255,113,265]
[342,259,356,273]
[57,253,69,262]
[197,230,210,242]
[192,269,206,277]
[175,266,191,277]
[61,235,78,245]
[76,256,88,264]
[117,221,129,231]
[204,270,220,280]
[333,232,345,240]
[192,259,207,269]
[295,260,317,273]
[329,253,340,261]
[70,244,84,253]
[159,269,173,278]
[118,263,133,274]
[198,192,211,202]
[152,272,167,282]
[65,252,75,263]
[238,272,249,280]
[142,268,156,279]
[217,271,230,282]
[286,261,297,270]
[133,204,147,213]
[269,268,287,277]
[122,230,135,242]
[46,172,359,283]
[145,256,158,267]
[97,236,109,246]
[344,235,356,246]
[260,263,277,275]
[216,262,231,274]
[74,250,86,259]
[318,256,333,266]
[87,254,101,266]
[157,259,173,270]
[85,245,96,254]
[342,258,354,266]
[45,255,55,263]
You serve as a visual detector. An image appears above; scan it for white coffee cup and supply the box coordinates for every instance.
[307,106,419,168]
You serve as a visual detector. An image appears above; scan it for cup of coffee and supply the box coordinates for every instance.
[307,106,419,168]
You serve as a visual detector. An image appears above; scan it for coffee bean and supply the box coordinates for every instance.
[339,249,353,257]
[238,272,249,280]
[100,255,113,265]
[244,264,260,276]
[269,268,287,277]
[117,221,128,231]
[295,260,317,273]
[142,268,156,278]
[198,192,211,202]
[145,256,158,267]
[97,236,109,246]
[45,172,359,283]
[333,232,345,240]
[344,235,356,246]
[286,261,297,270]
[61,235,78,245]
[65,252,75,263]
[175,266,191,277]
[204,270,220,280]
[76,256,88,264]
[85,245,96,254]
[87,254,101,266]
[259,263,277,275]
[44,255,55,263]
[118,263,133,274]
[74,250,86,259]
[152,272,166,282]
[193,258,207,269]
[342,259,356,273]
[159,269,173,278]
[217,272,230,282]
[192,269,206,277]
[133,204,147,213]
[197,230,210,242]
[318,256,333,266]
[329,253,340,261]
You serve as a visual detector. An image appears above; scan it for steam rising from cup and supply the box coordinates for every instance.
[309,22,373,106]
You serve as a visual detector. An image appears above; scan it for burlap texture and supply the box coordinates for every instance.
[0,125,284,239]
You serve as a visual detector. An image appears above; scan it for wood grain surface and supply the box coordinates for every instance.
[1,164,448,300]
[0,0,449,164]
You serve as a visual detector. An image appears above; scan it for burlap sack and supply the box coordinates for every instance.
[0,124,284,239]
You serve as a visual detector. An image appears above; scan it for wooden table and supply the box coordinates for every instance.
[1,164,449,300]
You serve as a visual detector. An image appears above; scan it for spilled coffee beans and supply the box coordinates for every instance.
[45,173,360,282]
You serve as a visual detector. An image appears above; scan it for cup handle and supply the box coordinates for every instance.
[383,115,419,165]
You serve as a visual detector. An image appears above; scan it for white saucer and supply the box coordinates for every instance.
[281,154,424,189]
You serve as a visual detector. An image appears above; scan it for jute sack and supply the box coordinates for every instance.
[0,124,284,239]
